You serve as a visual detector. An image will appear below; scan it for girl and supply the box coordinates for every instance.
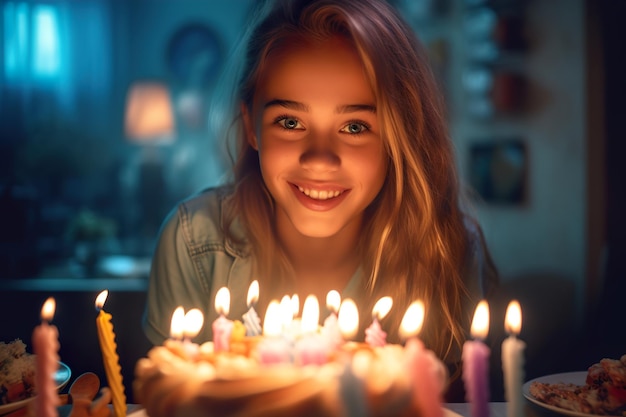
[143,0,498,392]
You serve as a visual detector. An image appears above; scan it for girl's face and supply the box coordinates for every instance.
[243,36,387,239]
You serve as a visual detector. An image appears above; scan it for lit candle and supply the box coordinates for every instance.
[502,300,525,417]
[337,298,359,341]
[400,300,445,417]
[295,295,329,365]
[32,297,60,417]
[182,308,204,357]
[170,306,185,341]
[242,280,262,336]
[95,290,127,417]
[322,290,342,348]
[365,296,392,347]
[463,300,491,417]
[212,287,234,353]
[257,300,292,364]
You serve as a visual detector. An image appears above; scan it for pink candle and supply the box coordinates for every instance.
[32,297,60,417]
[257,300,292,364]
[365,296,392,347]
[212,287,233,352]
[463,300,491,417]
[400,300,444,417]
[295,295,329,365]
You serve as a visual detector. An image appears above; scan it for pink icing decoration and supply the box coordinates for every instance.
[405,338,444,417]
[364,318,386,347]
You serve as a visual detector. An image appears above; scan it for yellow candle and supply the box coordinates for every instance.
[32,297,60,417]
[95,290,127,417]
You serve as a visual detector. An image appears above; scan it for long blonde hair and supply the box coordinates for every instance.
[217,0,488,360]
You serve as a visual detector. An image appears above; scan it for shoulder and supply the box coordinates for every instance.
[162,185,248,258]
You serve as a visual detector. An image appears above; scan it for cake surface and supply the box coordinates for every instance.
[134,339,447,417]
[0,339,36,405]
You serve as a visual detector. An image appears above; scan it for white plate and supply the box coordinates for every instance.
[0,361,71,415]
[523,371,623,417]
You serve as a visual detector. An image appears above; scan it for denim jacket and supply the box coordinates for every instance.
[143,186,497,346]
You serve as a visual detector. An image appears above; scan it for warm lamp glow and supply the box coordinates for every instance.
[471,300,490,340]
[40,297,56,322]
[399,300,425,339]
[170,306,185,339]
[125,82,175,144]
[95,290,108,311]
[247,280,259,308]
[504,300,522,335]
[301,295,320,333]
[183,308,204,339]
[215,287,230,316]
[372,296,393,320]
[337,298,359,339]
[326,290,341,314]
[263,301,282,337]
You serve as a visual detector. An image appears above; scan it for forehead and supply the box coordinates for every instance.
[255,36,375,107]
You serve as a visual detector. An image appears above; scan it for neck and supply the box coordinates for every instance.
[276,219,361,300]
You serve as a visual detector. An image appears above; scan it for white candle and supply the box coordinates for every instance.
[365,296,392,347]
[242,280,262,336]
[212,287,234,352]
[463,300,491,417]
[400,300,444,417]
[32,297,60,417]
[322,290,342,348]
[502,300,525,417]
[337,298,359,341]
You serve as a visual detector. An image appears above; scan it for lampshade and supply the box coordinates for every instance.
[125,82,175,144]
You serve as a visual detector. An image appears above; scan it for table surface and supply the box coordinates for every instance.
[49,401,564,417]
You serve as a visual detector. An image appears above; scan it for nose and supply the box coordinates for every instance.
[299,135,340,172]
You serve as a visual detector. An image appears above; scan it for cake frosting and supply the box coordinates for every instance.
[134,337,447,417]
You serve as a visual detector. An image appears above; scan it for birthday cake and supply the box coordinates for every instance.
[134,339,446,417]
[134,298,448,417]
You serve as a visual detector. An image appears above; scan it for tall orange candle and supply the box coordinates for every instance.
[95,290,127,417]
[32,297,60,417]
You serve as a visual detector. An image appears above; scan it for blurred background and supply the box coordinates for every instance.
[0,0,623,403]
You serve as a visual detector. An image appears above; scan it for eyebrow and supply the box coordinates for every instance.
[264,99,376,114]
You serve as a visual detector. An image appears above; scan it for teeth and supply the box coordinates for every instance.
[297,186,343,200]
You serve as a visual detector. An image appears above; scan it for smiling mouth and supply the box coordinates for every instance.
[297,185,345,200]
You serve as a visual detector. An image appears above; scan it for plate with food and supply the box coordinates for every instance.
[1,339,71,415]
[523,355,626,417]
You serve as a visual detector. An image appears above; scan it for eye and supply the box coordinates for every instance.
[340,121,370,134]
[275,116,303,130]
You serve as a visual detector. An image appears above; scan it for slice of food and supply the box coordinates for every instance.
[0,339,36,405]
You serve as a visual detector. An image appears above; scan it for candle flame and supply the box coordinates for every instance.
[170,306,185,339]
[247,280,259,307]
[337,298,359,340]
[290,294,300,317]
[504,299,522,335]
[215,287,230,316]
[183,308,204,339]
[95,290,108,311]
[41,297,56,321]
[326,290,341,313]
[301,295,320,333]
[372,296,393,320]
[263,300,281,336]
[399,300,425,339]
[279,295,293,329]
[471,300,490,340]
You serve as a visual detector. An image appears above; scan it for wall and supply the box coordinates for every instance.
[445,1,587,319]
